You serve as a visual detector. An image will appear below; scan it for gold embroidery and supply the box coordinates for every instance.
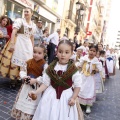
[81,61,96,76]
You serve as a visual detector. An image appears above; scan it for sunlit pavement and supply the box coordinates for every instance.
[84,69,120,120]
[0,69,120,120]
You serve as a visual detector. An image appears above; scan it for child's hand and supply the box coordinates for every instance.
[28,91,36,97]
[28,91,37,100]
[23,76,30,80]
[68,97,75,106]
[29,78,37,85]
[23,76,30,84]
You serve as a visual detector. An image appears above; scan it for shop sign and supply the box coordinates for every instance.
[38,6,57,23]
[86,31,92,35]
[14,0,34,9]
[46,0,58,12]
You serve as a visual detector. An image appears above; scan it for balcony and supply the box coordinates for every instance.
[66,10,76,23]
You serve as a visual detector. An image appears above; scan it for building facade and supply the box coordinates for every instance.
[0,0,65,34]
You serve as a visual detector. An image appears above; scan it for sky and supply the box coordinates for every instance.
[106,0,120,47]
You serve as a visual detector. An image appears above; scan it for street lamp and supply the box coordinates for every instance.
[75,0,85,34]
[76,1,81,10]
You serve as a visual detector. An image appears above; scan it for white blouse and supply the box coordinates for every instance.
[78,55,102,73]
[39,62,82,88]
[13,18,36,37]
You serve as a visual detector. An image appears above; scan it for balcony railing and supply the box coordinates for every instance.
[66,10,76,23]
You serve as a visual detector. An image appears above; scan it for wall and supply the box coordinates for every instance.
[0,0,4,16]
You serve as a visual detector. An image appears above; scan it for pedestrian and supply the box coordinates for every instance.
[34,20,43,45]
[11,45,46,120]
[95,50,104,94]
[0,15,10,50]
[60,33,68,41]
[75,46,84,61]
[78,45,102,113]
[29,40,84,120]
[97,43,103,51]
[47,29,61,64]
[0,7,36,87]
[42,27,49,45]
[106,48,114,75]
[99,50,106,81]
[81,41,89,56]
[6,18,13,42]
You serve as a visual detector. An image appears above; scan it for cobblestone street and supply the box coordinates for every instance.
[0,69,120,120]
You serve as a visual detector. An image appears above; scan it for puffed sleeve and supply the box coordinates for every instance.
[19,71,27,79]
[72,71,82,88]
[42,72,51,86]
[36,63,48,85]
[13,18,23,30]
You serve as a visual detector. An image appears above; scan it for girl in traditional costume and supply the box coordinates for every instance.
[106,48,115,75]
[94,51,104,94]
[0,8,36,87]
[29,40,84,120]
[11,45,46,120]
[75,46,84,62]
[78,45,102,113]
[99,50,106,81]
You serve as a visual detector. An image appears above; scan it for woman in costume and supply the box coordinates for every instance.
[0,7,36,86]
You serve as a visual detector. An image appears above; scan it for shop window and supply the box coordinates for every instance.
[14,5,23,19]
[4,0,23,21]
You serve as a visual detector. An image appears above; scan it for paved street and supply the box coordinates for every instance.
[84,69,120,120]
[0,69,120,120]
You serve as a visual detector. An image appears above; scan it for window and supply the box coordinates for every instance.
[4,0,23,21]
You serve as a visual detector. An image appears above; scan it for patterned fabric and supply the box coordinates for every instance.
[81,61,96,76]
[46,58,78,99]
[27,59,45,78]
[0,38,20,80]
[46,58,78,88]
[11,85,33,120]
[11,18,36,67]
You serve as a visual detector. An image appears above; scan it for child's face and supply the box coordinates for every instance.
[98,44,103,51]
[88,48,97,59]
[84,42,88,47]
[96,51,100,58]
[101,54,105,57]
[57,44,73,64]
[33,47,44,61]
[77,49,83,56]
